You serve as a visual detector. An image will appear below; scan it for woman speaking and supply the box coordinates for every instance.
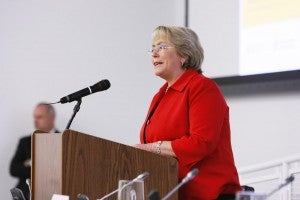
[135,26,241,199]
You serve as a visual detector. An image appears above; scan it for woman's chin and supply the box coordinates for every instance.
[154,67,164,76]
[154,72,163,78]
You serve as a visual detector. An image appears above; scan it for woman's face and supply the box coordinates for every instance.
[151,39,185,82]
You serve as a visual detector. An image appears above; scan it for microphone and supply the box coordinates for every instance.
[148,189,161,200]
[59,79,110,104]
[131,172,150,182]
[98,172,150,200]
[161,168,199,200]
[267,175,295,197]
[181,168,199,184]
[77,194,89,200]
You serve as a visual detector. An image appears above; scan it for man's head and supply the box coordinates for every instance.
[33,102,56,132]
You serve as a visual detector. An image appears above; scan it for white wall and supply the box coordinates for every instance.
[189,0,240,78]
[229,92,300,168]
[0,0,184,198]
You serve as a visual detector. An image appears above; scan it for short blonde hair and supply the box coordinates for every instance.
[152,26,204,73]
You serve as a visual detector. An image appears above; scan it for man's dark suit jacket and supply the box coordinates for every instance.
[10,130,59,199]
[10,135,31,199]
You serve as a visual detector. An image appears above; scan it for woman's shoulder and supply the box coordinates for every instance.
[187,72,227,105]
[188,72,220,92]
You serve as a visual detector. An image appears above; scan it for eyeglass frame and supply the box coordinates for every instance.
[147,44,174,54]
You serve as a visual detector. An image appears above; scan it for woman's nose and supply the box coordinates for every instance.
[152,51,159,57]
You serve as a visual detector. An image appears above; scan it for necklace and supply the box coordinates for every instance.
[165,86,170,94]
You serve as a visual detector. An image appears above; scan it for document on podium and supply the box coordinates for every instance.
[51,194,69,200]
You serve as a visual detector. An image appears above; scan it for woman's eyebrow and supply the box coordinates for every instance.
[152,42,164,47]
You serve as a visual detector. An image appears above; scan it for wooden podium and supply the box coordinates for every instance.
[31,130,178,200]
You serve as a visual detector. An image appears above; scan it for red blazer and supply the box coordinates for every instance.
[140,69,241,199]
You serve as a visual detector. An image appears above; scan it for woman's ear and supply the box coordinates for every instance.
[180,56,188,67]
[180,60,185,66]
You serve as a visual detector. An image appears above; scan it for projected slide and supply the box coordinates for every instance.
[240,0,300,75]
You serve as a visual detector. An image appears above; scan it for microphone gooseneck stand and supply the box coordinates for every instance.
[65,98,82,129]
[266,175,295,198]
[161,168,199,200]
[161,182,184,200]
[98,172,150,200]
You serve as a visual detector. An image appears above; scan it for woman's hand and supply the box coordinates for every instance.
[134,143,155,153]
[134,141,176,157]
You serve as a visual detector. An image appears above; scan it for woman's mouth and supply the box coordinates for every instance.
[154,61,163,66]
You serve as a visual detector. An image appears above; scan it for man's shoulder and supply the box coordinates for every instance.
[19,135,31,143]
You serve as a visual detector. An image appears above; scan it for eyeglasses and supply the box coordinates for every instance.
[147,44,173,54]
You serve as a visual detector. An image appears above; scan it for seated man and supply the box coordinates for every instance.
[9,102,59,199]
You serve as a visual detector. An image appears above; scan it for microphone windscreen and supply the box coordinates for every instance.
[136,171,150,181]
[182,168,199,184]
[77,194,89,200]
[187,168,199,179]
[148,189,161,200]
[91,79,110,93]
[285,175,294,183]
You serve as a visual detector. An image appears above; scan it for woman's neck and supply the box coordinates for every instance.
[166,69,186,87]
